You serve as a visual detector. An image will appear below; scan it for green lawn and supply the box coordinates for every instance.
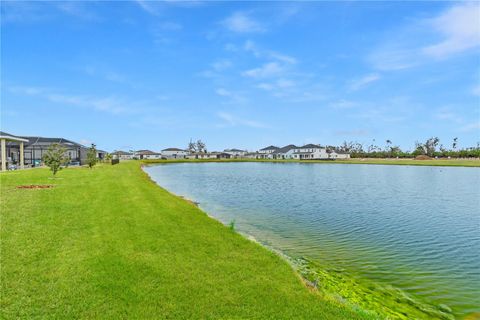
[1,162,373,319]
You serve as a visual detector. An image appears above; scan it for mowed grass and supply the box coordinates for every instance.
[0,162,372,319]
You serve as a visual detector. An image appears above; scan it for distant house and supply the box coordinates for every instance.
[97,149,108,160]
[186,152,217,159]
[327,149,351,159]
[3,132,88,167]
[0,131,29,170]
[136,149,162,160]
[112,150,134,160]
[224,149,247,158]
[272,144,297,159]
[244,152,261,159]
[162,148,188,159]
[212,152,231,159]
[257,145,279,159]
[292,144,329,160]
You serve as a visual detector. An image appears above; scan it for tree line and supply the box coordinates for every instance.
[338,137,480,158]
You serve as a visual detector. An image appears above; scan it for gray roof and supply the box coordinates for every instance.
[273,144,297,154]
[299,144,322,149]
[7,134,86,148]
[136,149,161,155]
[259,145,279,151]
[112,150,132,155]
[162,148,186,152]
[293,152,316,155]
[0,131,29,142]
[224,148,246,152]
[328,149,349,154]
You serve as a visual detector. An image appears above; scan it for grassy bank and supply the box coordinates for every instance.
[143,158,480,167]
[1,162,374,319]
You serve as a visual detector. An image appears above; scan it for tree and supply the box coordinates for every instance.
[412,141,426,156]
[452,137,458,151]
[385,140,392,157]
[425,137,440,157]
[187,139,197,153]
[86,143,98,169]
[368,139,380,153]
[196,140,206,153]
[104,153,112,162]
[42,143,69,176]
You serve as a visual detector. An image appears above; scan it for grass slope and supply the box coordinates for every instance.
[1,162,371,319]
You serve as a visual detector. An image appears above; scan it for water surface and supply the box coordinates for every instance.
[144,162,480,317]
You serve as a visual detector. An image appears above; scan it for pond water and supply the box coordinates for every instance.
[144,162,480,317]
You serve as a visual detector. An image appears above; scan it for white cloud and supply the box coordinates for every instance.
[135,0,161,16]
[434,108,463,123]
[422,3,480,59]
[222,12,265,33]
[369,47,419,71]
[8,85,45,95]
[46,94,129,114]
[159,21,182,31]
[472,84,480,96]
[214,88,245,103]
[217,112,268,128]
[329,100,358,109]
[243,40,297,64]
[242,62,283,78]
[55,2,98,20]
[243,40,261,57]
[1,1,98,23]
[211,59,232,71]
[349,73,381,91]
[370,3,480,70]
[82,66,127,83]
[460,122,480,132]
[269,52,297,64]
[8,85,134,115]
[215,88,231,96]
[256,79,295,91]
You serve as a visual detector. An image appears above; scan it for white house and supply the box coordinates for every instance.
[186,152,231,159]
[292,144,329,160]
[272,144,297,159]
[257,145,279,159]
[327,149,351,159]
[136,150,162,160]
[258,145,278,154]
[161,148,188,159]
[244,152,261,159]
[112,150,134,160]
[224,149,247,158]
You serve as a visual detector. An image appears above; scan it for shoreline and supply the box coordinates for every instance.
[142,158,480,168]
[142,164,456,320]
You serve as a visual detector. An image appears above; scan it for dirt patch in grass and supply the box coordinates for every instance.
[415,155,432,160]
[16,185,54,189]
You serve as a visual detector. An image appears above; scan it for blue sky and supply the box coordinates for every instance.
[1,1,479,152]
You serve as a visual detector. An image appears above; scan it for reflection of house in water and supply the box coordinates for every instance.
[2,131,88,167]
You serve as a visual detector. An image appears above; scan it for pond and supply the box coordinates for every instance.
[144,162,480,317]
